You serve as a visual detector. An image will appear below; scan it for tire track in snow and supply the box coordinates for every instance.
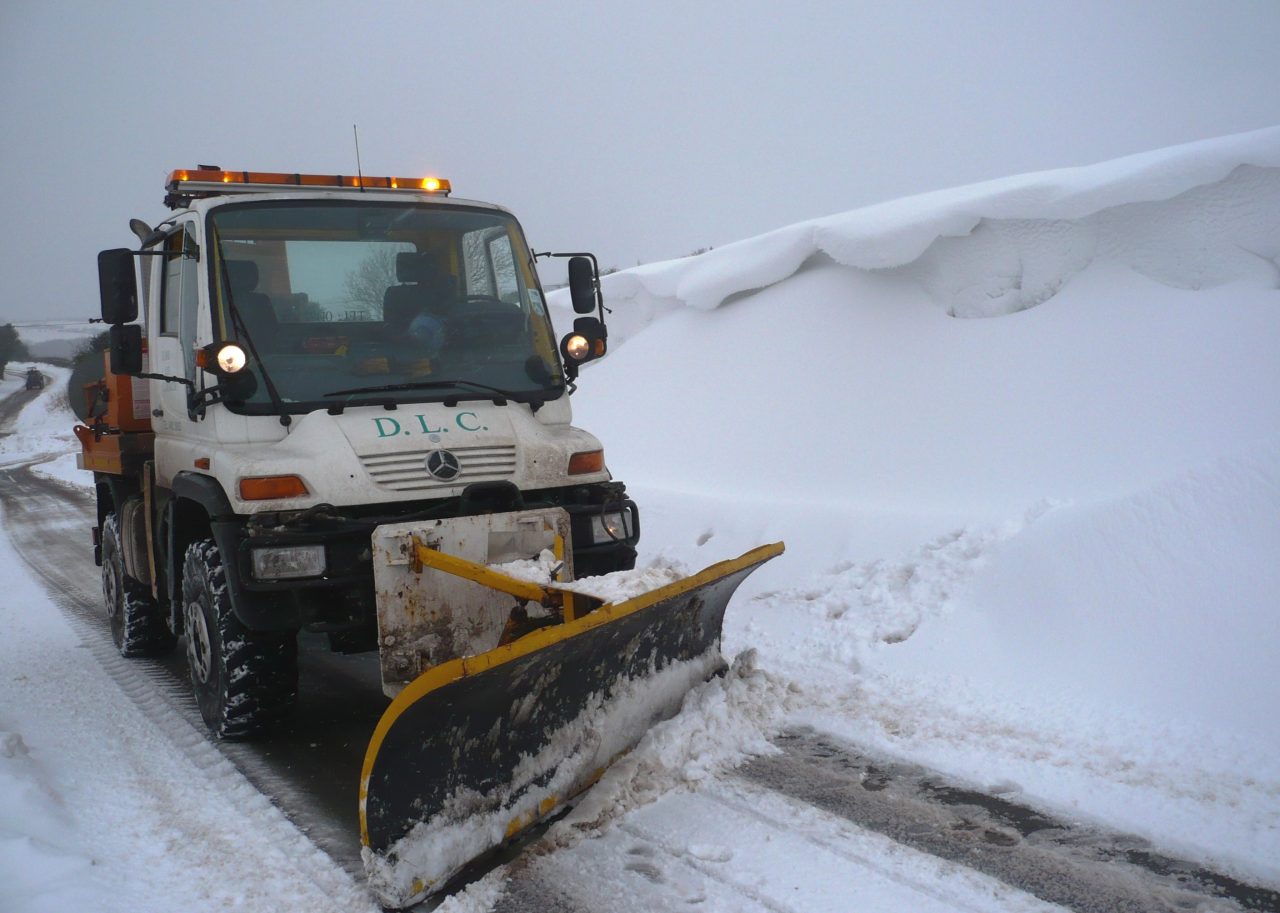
[674,781,1053,913]
[739,728,1280,913]
[492,766,1059,913]
[489,724,1279,912]
[0,460,375,907]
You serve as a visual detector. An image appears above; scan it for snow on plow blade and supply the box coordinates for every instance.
[359,542,784,908]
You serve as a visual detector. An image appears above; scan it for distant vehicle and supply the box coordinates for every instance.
[24,368,43,390]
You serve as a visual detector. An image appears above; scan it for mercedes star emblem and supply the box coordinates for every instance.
[424,449,461,481]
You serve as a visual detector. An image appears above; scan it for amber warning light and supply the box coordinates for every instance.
[165,168,451,206]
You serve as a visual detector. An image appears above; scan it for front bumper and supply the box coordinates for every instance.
[211,481,639,636]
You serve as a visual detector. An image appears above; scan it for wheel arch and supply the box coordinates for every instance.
[165,472,230,631]
[165,472,297,634]
[93,474,142,566]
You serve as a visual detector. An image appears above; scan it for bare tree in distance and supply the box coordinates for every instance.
[344,246,400,320]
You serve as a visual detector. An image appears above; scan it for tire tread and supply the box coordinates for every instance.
[182,539,297,740]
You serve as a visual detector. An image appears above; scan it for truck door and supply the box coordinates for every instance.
[150,220,203,461]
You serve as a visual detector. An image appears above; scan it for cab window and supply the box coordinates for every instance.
[160,225,199,375]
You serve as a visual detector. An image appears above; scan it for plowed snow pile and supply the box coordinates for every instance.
[553,127,1280,884]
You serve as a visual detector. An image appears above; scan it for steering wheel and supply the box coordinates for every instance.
[450,295,527,349]
[462,294,510,309]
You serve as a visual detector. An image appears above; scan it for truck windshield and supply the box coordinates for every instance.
[207,200,564,413]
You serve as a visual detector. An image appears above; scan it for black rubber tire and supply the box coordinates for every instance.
[101,514,177,657]
[181,539,297,740]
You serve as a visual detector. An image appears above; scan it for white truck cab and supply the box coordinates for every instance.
[86,167,636,737]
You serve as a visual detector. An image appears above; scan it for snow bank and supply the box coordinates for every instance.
[570,258,1280,521]
[736,448,1280,876]
[894,448,1280,743]
[562,127,1280,886]
[551,126,1280,333]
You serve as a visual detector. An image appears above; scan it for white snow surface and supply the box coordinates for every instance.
[493,548,690,603]
[0,456,376,912]
[545,126,1280,890]
[2,127,1279,910]
[0,364,89,491]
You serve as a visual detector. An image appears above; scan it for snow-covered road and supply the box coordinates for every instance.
[4,439,1274,912]
[0,446,1062,913]
[0,459,390,869]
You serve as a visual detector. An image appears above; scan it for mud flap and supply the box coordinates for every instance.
[359,542,784,908]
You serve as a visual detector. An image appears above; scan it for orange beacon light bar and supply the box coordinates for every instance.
[164,168,451,207]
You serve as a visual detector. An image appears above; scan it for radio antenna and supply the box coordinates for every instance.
[353,124,365,191]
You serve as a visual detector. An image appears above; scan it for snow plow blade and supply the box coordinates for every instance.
[359,541,784,908]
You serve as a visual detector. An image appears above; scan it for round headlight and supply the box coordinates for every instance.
[216,344,247,373]
[564,334,590,361]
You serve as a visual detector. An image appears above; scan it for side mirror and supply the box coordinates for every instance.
[109,324,143,375]
[567,256,597,315]
[98,248,138,324]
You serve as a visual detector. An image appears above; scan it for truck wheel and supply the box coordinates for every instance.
[101,514,176,657]
[181,539,298,740]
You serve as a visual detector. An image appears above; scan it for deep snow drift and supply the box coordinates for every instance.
[551,126,1280,883]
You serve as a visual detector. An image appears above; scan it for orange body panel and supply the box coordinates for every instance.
[75,425,155,475]
[76,352,155,476]
[99,352,152,433]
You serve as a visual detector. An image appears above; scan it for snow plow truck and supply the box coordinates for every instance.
[78,167,782,906]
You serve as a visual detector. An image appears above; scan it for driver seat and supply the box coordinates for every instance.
[225,260,278,350]
[383,252,456,330]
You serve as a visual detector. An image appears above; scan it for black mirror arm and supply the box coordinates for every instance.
[116,370,210,421]
[126,371,206,421]
[531,250,611,315]
[134,372,194,388]
[186,384,223,421]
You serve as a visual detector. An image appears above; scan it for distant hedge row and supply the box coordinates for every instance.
[0,323,30,378]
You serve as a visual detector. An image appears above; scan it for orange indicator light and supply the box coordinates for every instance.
[568,450,604,475]
[239,475,309,500]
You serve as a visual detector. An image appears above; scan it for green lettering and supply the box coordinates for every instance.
[374,417,402,437]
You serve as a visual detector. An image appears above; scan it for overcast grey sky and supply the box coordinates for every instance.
[2,0,1278,323]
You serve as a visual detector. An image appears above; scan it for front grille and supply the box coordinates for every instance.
[359,444,518,493]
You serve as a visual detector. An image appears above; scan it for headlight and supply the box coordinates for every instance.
[590,511,633,543]
[251,544,326,580]
[564,334,590,361]
[217,343,247,373]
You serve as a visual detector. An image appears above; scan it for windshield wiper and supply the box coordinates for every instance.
[213,233,293,428]
[323,379,551,411]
